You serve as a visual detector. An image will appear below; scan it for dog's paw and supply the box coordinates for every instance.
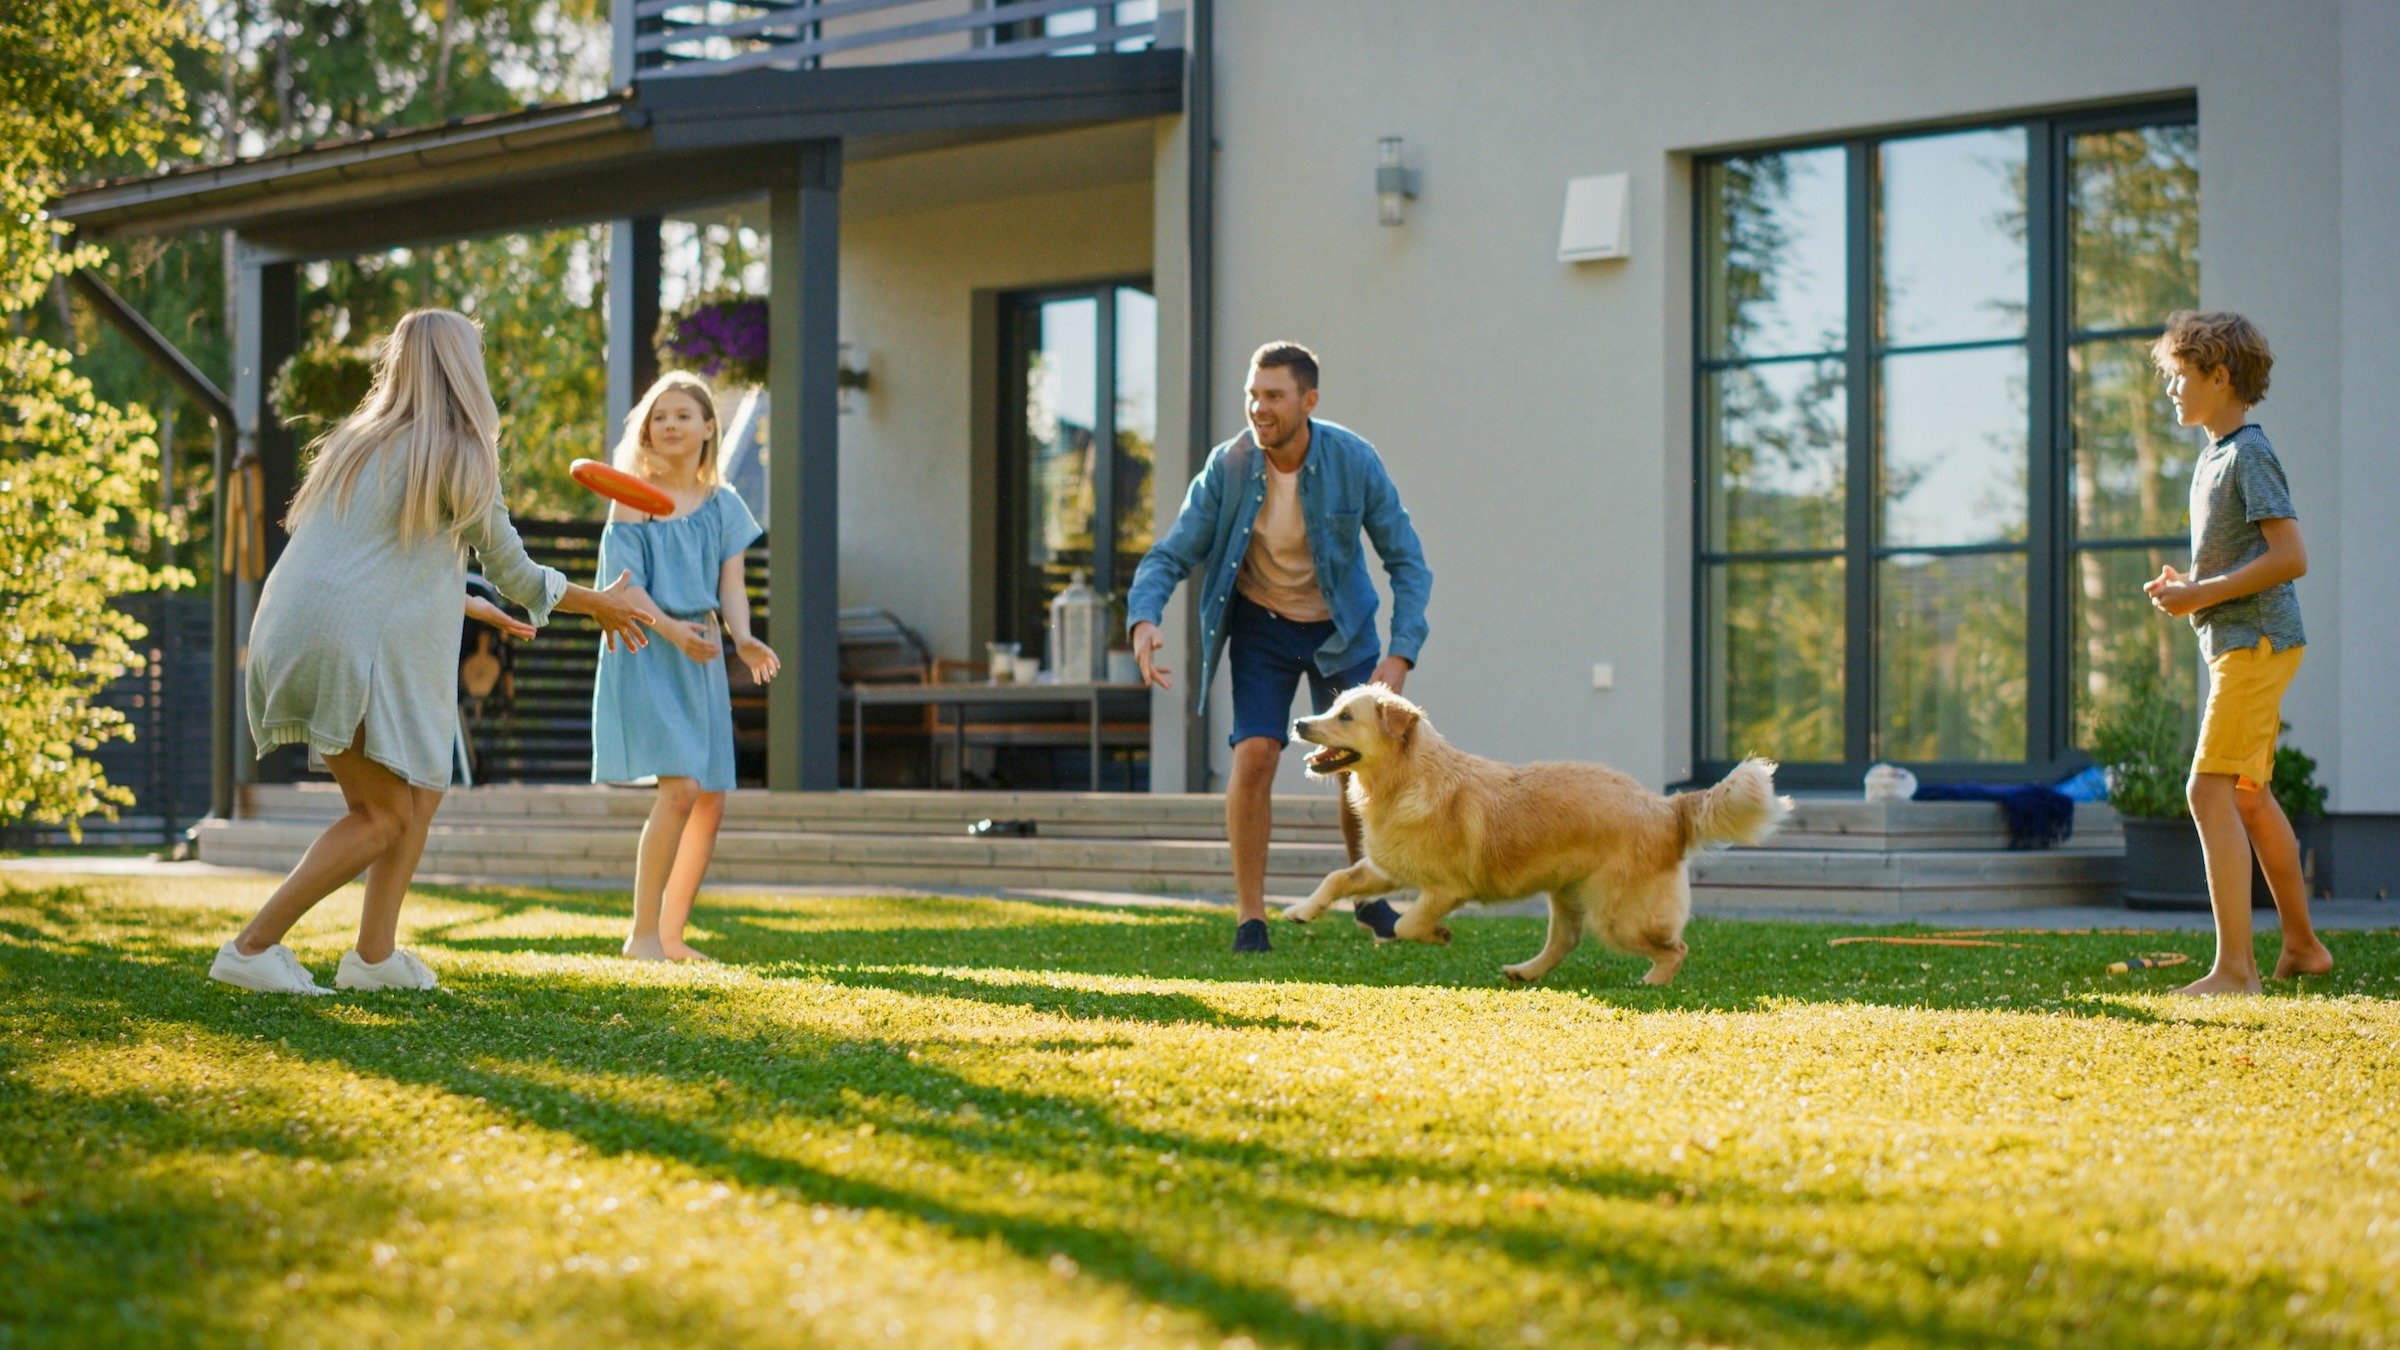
[1283,907,1315,924]
[1502,966,1535,986]
[1397,924,1452,947]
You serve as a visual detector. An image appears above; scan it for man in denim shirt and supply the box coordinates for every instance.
[1128,343,1433,952]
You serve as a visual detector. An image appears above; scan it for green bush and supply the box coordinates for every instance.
[268,331,377,432]
[2089,668,2191,820]
[0,0,192,837]
[2271,736,2326,822]
[2090,668,2328,822]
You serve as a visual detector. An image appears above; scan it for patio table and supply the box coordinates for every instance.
[844,681,1150,790]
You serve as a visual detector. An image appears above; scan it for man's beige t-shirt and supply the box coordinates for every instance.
[1234,459,1330,622]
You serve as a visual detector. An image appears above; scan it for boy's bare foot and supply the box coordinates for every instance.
[661,941,714,963]
[2172,969,2263,997]
[622,934,669,961]
[2273,941,2334,980]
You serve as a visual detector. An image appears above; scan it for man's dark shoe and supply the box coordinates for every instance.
[1352,898,1402,943]
[1232,918,1273,953]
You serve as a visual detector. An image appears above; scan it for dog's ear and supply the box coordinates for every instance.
[1376,693,1420,746]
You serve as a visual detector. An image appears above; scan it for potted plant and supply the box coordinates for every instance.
[2092,669,2327,909]
[656,293,769,388]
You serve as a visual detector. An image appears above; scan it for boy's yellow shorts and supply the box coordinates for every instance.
[2193,636,2303,790]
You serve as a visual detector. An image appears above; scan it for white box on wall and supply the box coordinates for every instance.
[1558,173,1630,263]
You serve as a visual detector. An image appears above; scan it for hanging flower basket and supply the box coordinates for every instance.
[656,294,769,387]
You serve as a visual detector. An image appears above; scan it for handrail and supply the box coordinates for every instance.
[632,0,922,54]
[940,18,1150,60]
[64,268,242,824]
[628,0,1157,79]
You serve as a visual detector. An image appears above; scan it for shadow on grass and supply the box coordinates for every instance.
[803,965,1311,1029]
[404,879,2391,1021]
[3,879,2367,1347]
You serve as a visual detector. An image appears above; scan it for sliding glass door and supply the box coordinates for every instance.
[998,281,1156,663]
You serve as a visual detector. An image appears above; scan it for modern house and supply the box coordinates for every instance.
[52,1,2400,898]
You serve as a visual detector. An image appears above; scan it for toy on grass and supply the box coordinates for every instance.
[2106,952,2191,974]
[571,457,677,517]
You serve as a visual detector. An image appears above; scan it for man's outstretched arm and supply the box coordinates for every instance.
[1126,445,1231,689]
[1361,455,1431,687]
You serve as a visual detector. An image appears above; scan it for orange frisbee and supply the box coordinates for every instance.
[570,458,676,517]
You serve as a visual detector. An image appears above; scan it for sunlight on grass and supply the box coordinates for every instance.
[2,871,2395,1346]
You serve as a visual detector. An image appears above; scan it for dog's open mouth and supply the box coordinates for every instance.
[1304,744,1360,773]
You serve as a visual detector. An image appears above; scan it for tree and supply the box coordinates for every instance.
[0,2,197,835]
[63,2,616,540]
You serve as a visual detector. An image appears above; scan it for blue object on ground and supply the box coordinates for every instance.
[2055,764,2109,803]
[1913,782,2077,850]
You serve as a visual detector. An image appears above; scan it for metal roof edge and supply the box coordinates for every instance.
[51,94,640,221]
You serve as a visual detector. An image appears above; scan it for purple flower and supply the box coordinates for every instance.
[658,296,771,384]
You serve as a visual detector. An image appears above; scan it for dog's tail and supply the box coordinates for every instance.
[1673,758,1792,853]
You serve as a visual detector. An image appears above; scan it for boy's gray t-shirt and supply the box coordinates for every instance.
[2187,423,2305,659]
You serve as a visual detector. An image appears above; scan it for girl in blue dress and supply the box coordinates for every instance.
[590,372,777,961]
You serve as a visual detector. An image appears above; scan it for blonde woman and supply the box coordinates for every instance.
[589,372,778,961]
[212,309,661,995]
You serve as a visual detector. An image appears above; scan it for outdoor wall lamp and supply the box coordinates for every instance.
[837,340,870,414]
[1376,136,1419,226]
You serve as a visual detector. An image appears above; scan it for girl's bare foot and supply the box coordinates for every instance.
[622,933,669,961]
[2173,969,2263,997]
[2273,941,2334,979]
[660,940,714,963]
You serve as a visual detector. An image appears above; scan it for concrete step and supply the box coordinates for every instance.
[239,783,1348,842]
[196,818,1353,896]
[236,784,2116,853]
[197,817,2123,911]
[1771,799,2121,853]
[1687,845,2119,913]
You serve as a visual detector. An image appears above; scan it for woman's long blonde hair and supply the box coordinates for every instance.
[610,371,722,486]
[285,308,503,547]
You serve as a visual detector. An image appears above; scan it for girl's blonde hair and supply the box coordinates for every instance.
[610,371,722,485]
[285,308,502,547]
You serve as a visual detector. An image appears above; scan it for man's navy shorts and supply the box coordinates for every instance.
[1226,592,1377,747]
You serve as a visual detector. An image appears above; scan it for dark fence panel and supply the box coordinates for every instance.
[2,592,213,848]
[464,520,770,786]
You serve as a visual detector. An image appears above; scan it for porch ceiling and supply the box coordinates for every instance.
[678,118,1156,232]
[51,50,1181,260]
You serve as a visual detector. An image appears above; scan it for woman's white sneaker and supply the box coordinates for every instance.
[335,948,439,991]
[209,941,332,995]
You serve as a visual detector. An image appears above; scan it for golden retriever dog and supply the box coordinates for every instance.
[1286,685,1789,986]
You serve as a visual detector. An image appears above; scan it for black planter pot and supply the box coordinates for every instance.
[2119,815,2324,910]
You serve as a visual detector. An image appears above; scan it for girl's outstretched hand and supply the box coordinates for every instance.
[464,595,537,640]
[671,620,723,664]
[734,635,780,684]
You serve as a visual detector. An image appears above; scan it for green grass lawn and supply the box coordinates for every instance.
[3,873,2396,1348]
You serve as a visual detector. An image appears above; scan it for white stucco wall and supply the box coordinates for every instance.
[2334,0,2400,812]
[837,174,1153,663]
[1191,0,2385,806]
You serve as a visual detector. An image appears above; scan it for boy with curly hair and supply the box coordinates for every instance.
[2143,310,2332,994]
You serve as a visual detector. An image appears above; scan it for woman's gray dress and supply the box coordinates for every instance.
[246,455,567,790]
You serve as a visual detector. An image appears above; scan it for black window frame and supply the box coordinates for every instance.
[1690,98,2199,789]
[995,274,1155,661]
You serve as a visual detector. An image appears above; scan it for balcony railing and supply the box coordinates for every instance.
[621,0,1165,80]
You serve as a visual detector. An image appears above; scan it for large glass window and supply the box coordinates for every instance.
[1696,106,2198,777]
[2065,123,2201,745]
[999,281,1156,663]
